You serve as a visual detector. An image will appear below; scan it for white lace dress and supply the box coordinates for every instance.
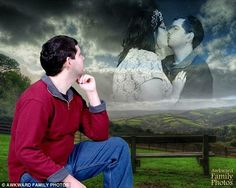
[112,48,172,102]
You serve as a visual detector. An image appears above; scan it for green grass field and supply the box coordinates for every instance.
[1,134,236,188]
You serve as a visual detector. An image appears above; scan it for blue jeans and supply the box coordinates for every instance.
[20,137,133,188]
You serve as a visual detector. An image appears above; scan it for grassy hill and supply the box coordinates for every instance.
[110,106,236,146]
[1,134,236,187]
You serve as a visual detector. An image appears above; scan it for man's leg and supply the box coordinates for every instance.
[65,137,133,188]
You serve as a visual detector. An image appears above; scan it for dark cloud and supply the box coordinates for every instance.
[0,0,158,49]
[0,0,78,16]
[0,0,203,49]
[0,3,50,44]
[0,0,215,52]
[76,0,161,52]
[0,0,79,44]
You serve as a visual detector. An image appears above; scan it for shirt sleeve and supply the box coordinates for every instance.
[14,99,69,182]
[79,99,109,141]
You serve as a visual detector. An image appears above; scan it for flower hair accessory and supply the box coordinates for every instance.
[151,9,163,30]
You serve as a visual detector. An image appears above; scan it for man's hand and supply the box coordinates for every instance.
[77,74,96,93]
[77,74,101,106]
[63,174,86,188]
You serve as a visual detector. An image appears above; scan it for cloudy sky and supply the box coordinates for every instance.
[0,0,236,98]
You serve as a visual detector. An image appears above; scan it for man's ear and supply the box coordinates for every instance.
[186,32,194,43]
[63,57,71,69]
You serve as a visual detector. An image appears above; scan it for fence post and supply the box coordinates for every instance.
[131,136,136,173]
[203,134,209,176]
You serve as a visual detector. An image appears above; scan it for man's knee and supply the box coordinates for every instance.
[107,137,129,150]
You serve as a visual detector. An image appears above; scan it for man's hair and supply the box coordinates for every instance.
[182,16,204,49]
[40,35,78,76]
[118,9,163,66]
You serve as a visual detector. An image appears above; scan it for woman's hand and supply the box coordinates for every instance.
[172,71,187,99]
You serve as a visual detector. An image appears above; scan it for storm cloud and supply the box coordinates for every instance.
[0,0,235,99]
[0,0,80,44]
[0,0,158,51]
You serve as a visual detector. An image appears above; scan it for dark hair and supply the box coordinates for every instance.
[40,35,78,76]
[118,9,163,66]
[182,16,204,49]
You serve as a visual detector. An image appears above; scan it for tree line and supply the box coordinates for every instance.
[0,54,30,120]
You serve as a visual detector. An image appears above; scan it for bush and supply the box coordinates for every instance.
[230,138,236,147]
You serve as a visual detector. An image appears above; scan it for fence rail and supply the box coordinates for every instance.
[121,135,217,175]
[0,121,11,134]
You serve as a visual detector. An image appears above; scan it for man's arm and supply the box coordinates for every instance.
[15,100,69,182]
[79,74,101,106]
[78,74,109,141]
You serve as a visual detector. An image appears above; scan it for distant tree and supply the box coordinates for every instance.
[0,54,20,72]
[0,54,30,119]
[230,139,236,147]
[230,126,236,135]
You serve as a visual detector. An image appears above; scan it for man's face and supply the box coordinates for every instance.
[70,45,84,77]
[168,18,187,49]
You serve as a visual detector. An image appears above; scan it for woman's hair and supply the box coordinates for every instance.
[117,9,163,66]
[40,35,78,76]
